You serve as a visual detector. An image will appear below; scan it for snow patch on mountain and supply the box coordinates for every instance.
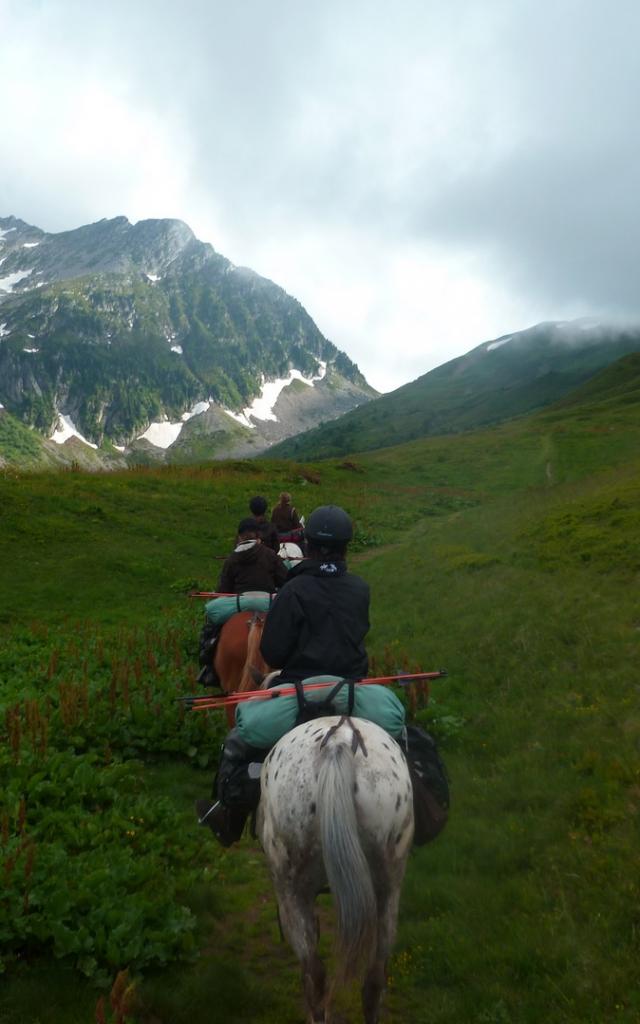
[487,337,512,352]
[187,401,210,417]
[0,269,33,293]
[0,227,16,242]
[139,363,328,448]
[224,409,255,429]
[137,399,212,448]
[139,420,184,448]
[171,344,183,354]
[50,414,98,449]
[23,242,40,249]
[224,362,327,428]
[0,323,9,337]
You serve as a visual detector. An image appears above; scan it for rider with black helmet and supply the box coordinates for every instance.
[260,505,369,681]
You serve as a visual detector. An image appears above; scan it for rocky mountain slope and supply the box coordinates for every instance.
[269,318,640,460]
[0,215,375,466]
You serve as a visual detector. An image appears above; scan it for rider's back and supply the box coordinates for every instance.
[260,559,369,680]
[271,500,301,533]
[218,541,287,594]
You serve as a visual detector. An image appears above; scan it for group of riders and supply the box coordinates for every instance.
[196,492,448,848]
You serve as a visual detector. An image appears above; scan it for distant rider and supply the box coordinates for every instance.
[217,516,287,595]
[248,495,280,553]
[197,517,287,686]
[270,491,302,540]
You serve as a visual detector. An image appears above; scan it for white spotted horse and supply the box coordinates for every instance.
[258,714,414,1024]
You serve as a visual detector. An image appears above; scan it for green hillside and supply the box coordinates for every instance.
[551,350,640,409]
[0,373,639,1023]
[0,408,46,466]
[270,321,640,461]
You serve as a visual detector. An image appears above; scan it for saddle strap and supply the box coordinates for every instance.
[293,677,357,723]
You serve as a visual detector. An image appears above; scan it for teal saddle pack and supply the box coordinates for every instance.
[235,675,406,748]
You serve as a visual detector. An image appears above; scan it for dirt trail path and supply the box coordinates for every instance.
[208,842,405,1022]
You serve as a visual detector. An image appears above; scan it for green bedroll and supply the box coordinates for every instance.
[204,591,273,627]
[235,675,406,748]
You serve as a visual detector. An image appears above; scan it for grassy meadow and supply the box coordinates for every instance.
[1,384,639,1023]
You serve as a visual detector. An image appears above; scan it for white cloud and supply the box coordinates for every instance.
[1,0,638,392]
[246,232,546,391]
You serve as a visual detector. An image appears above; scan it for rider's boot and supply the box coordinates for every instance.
[196,663,219,687]
[197,620,221,688]
[195,728,265,847]
[195,799,247,847]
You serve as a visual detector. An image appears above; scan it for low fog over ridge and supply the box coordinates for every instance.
[482,317,640,352]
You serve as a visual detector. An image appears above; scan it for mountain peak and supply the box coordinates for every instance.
[0,214,206,289]
[132,217,194,239]
[0,212,373,465]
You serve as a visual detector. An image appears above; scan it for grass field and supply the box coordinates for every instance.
[1,382,639,1023]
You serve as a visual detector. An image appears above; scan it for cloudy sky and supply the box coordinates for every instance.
[1,0,639,392]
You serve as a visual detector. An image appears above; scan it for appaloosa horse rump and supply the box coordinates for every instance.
[258,715,414,1024]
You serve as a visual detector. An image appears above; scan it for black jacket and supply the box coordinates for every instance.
[217,541,288,595]
[260,558,370,680]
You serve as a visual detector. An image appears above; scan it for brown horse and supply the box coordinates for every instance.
[214,611,270,725]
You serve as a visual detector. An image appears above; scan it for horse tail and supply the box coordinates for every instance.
[238,615,265,692]
[317,741,377,977]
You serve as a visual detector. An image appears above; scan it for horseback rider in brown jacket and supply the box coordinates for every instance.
[197,518,287,688]
[217,517,287,594]
[270,492,302,537]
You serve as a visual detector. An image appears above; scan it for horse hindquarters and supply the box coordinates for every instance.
[214,611,269,702]
[259,795,328,1020]
[317,725,414,1024]
[259,718,413,1024]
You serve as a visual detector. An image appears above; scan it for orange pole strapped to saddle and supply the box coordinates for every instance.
[179,671,447,712]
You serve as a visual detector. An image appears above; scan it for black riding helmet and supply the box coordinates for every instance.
[249,495,268,516]
[237,516,259,536]
[305,505,353,545]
